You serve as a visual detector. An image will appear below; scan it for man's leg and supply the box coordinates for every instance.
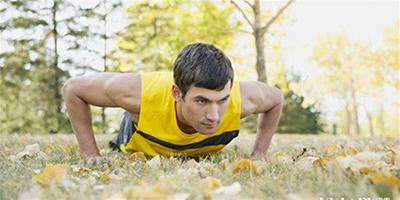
[109,111,135,151]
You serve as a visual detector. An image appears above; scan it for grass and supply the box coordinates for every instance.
[0,133,399,200]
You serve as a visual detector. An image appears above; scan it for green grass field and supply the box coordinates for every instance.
[0,133,399,200]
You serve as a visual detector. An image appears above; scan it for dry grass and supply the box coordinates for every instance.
[0,133,399,200]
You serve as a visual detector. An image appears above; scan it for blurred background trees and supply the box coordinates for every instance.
[0,0,398,137]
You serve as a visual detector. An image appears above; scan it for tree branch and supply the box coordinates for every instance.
[230,0,254,29]
[261,0,295,35]
[243,0,254,9]
[238,28,253,35]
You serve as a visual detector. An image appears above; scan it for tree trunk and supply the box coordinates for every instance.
[366,110,374,137]
[379,103,385,135]
[345,102,352,135]
[349,76,360,136]
[52,0,62,133]
[101,0,108,133]
[253,0,267,83]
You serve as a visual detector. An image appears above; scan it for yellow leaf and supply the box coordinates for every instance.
[62,145,73,155]
[207,177,222,189]
[335,152,347,158]
[359,167,375,175]
[313,158,325,167]
[34,164,69,186]
[346,146,358,156]
[327,143,339,156]
[44,144,55,154]
[370,172,400,189]
[219,159,229,170]
[232,159,259,176]
[99,171,110,182]
[128,151,146,161]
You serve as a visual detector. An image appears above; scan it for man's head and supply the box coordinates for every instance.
[172,43,234,134]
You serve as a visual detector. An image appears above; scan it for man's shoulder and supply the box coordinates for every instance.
[139,71,174,108]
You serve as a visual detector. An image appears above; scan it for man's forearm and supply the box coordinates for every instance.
[251,102,283,158]
[64,88,100,158]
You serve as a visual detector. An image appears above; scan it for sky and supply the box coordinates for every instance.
[280,0,398,122]
[283,0,398,78]
[229,0,398,121]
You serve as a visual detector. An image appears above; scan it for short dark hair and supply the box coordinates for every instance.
[173,43,234,97]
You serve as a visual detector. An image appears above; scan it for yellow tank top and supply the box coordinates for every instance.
[125,71,241,156]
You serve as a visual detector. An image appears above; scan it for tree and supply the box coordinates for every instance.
[0,0,101,133]
[112,0,238,72]
[231,0,294,83]
[277,89,324,134]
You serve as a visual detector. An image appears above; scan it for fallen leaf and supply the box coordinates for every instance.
[9,143,47,161]
[212,182,241,200]
[147,155,161,169]
[34,164,69,186]
[232,159,259,176]
[313,158,325,167]
[346,146,358,156]
[167,193,190,200]
[359,167,375,175]
[326,143,339,156]
[99,171,110,182]
[296,156,318,171]
[271,151,293,164]
[370,172,400,189]
[206,177,222,189]
[125,182,170,199]
[354,152,383,163]
[218,159,229,170]
[128,151,146,161]
[292,147,307,162]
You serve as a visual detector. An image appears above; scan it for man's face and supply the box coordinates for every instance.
[173,81,231,135]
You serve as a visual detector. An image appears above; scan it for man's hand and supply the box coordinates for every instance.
[84,156,114,167]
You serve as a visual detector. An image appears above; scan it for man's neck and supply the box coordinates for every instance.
[175,102,197,134]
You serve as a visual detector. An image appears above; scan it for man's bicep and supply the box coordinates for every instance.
[240,81,283,117]
[64,73,120,107]
[104,73,141,113]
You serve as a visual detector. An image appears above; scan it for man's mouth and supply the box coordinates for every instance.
[202,123,217,128]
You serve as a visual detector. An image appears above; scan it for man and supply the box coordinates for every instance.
[63,43,283,165]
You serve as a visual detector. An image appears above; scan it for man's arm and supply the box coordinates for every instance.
[63,73,141,159]
[240,81,284,159]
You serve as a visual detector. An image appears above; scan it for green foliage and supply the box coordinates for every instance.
[277,89,324,134]
[0,0,106,134]
[113,0,238,72]
[240,88,324,135]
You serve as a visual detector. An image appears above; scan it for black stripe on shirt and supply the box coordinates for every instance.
[136,130,239,150]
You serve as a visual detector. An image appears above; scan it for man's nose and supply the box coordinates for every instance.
[205,104,219,122]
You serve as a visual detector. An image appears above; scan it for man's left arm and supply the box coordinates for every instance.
[251,92,283,158]
[240,81,284,159]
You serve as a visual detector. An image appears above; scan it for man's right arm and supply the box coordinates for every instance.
[63,72,141,159]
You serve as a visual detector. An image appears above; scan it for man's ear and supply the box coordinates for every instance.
[172,84,183,102]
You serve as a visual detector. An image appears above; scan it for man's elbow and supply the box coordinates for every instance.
[63,78,79,100]
[271,87,284,108]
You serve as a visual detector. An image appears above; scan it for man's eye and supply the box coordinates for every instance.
[196,99,206,104]
[219,98,228,104]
